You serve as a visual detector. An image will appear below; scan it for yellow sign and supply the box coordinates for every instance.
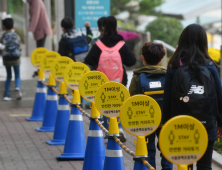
[120,95,161,136]
[30,47,49,69]
[40,51,61,74]
[63,62,90,90]
[95,82,130,117]
[79,71,109,102]
[51,57,74,82]
[159,115,208,166]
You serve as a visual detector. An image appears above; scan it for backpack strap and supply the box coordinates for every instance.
[96,40,107,52]
[96,40,125,52]
[112,41,125,51]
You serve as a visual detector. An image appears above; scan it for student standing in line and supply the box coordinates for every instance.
[162,24,222,170]
[0,18,22,101]
[129,42,173,170]
[84,16,136,142]
[58,17,92,62]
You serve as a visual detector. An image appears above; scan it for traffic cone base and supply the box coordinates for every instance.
[103,138,125,170]
[57,105,86,160]
[46,96,70,145]
[36,87,58,132]
[82,120,105,170]
[26,81,46,121]
[133,160,147,170]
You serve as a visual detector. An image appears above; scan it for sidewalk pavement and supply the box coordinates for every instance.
[0,107,221,170]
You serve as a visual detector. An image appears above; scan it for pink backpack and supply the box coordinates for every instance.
[96,40,125,83]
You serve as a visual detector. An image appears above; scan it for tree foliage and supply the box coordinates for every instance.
[146,17,183,47]
[139,0,163,15]
[111,0,131,15]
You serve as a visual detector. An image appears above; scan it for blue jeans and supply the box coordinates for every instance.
[103,116,123,130]
[5,65,21,96]
[146,127,173,170]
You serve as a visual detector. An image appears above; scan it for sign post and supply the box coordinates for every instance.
[63,62,90,104]
[79,71,109,117]
[120,95,162,170]
[159,115,208,170]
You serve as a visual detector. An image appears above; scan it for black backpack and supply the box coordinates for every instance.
[137,73,165,110]
[171,60,217,129]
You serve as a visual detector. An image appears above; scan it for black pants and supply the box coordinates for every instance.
[36,35,46,47]
[188,141,214,170]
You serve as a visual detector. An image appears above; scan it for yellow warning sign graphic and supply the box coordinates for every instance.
[159,115,208,165]
[51,57,74,82]
[30,47,49,69]
[63,62,90,90]
[95,82,130,117]
[120,95,161,136]
[40,51,61,74]
[79,71,109,102]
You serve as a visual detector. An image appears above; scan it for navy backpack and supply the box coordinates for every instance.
[137,73,165,109]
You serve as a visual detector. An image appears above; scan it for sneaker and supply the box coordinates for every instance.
[3,95,11,101]
[119,129,127,143]
[15,89,22,100]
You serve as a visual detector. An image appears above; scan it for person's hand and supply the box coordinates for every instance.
[217,127,222,138]
[84,22,90,28]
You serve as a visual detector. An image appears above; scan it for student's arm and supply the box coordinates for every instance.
[129,74,139,96]
[119,44,136,67]
[207,64,222,127]
[162,68,175,124]
[82,26,93,44]
[58,39,67,56]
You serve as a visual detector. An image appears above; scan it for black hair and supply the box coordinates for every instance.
[168,24,216,68]
[2,18,14,30]
[142,42,165,65]
[61,17,74,30]
[104,16,117,36]
[97,17,106,32]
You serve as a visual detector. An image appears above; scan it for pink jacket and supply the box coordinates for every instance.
[28,0,52,40]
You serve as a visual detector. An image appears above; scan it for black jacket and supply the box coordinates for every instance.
[84,34,136,86]
[58,27,92,60]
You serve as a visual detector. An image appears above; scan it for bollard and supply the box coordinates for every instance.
[46,82,70,145]
[36,74,58,132]
[26,69,46,121]
[57,90,86,160]
[82,102,105,170]
[133,136,149,170]
[103,117,125,170]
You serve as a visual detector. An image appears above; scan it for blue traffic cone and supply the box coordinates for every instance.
[82,102,105,170]
[57,90,86,160]
[35,87,58,132]
[103,117,125,170]
[133,160,147,170]
[26,80,46,121]
[57,104,86,160]
[46,95,70,145]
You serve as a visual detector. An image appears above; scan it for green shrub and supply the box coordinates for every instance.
[146,17,183,47]
[214,140,222,154]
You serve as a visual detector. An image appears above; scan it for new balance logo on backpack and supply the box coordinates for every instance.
[188,85,204,94]
[96,40,124,83]
[171,60,217,129]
